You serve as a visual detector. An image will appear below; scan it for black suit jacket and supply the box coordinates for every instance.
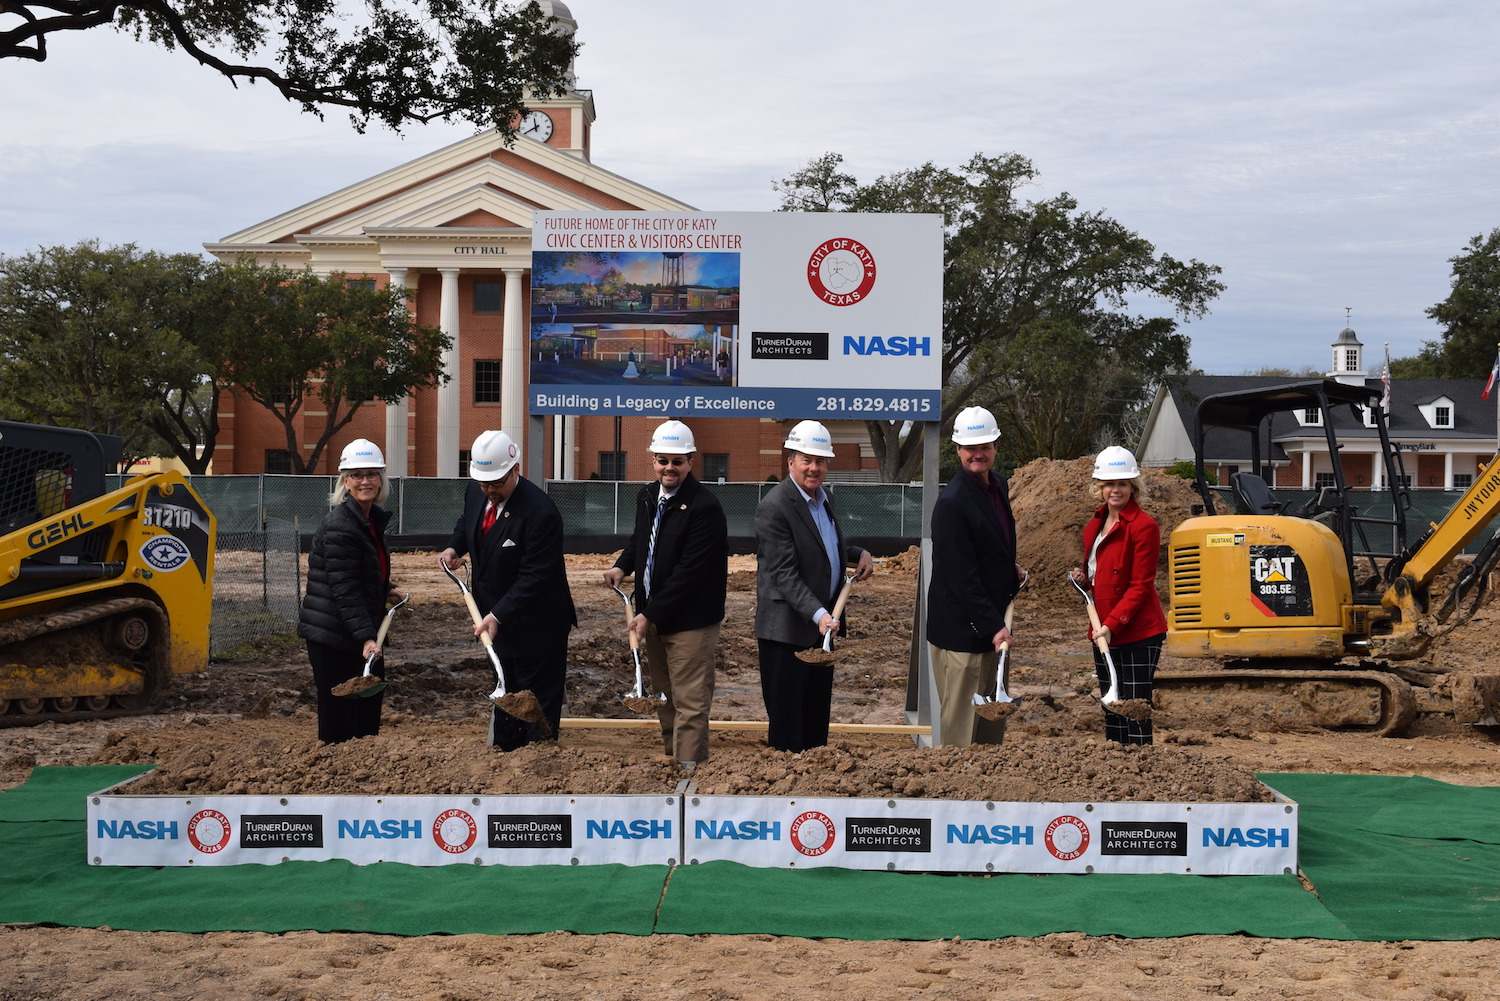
[613,473,728,634]
[445,476,576,658]
[925,469,1020,653]
[754,476,863,649]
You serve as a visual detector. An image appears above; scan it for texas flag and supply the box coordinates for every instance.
[1485,352,1500,400]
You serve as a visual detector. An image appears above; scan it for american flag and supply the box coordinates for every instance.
[1381,343,1391,412]
[1485,352,1500,401]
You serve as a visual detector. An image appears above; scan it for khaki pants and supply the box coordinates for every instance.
[929,644,1008,748]
[644,621,721,763]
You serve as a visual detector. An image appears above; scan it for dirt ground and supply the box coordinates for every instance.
[4,457,1500,1000]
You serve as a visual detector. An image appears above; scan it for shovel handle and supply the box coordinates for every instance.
[1082,601,1111,654]
[829,576,854,620]
[999,599,1016,653]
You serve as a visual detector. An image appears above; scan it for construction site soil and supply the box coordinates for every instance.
[4,458,1500,1000]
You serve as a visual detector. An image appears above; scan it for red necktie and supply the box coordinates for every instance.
[481,502,497,534]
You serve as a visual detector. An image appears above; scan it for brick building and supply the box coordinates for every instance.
[204,1,881,483]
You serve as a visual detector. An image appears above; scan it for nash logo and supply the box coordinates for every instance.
[789,811,836,856]
[432,809,478,854]
[188,809,232,854]
[1044,815,1090,861]
[807,238,877,306]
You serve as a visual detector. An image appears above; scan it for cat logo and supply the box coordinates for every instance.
[1252,555,1297,583]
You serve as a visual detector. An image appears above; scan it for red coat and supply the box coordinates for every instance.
[1082,499,1167,646]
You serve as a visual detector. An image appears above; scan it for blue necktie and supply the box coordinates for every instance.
[644,497,667,598]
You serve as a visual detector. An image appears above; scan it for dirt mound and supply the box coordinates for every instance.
[1010,456,1203,603]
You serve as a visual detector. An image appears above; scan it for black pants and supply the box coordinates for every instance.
[307,640,384,744]
[1092,633,1163,745]
[488,635,568,751]
[758,638,833,752]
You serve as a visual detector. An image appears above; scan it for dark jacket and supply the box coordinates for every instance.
[613,473,728,634]
[755,476,863,649]
[926,469,1020,654]
[445,476,576,659]
[1082,499,1168,646]
[298,496,391,652]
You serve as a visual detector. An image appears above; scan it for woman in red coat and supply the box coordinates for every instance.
[1075,447,1168,744]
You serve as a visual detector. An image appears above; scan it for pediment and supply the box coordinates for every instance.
[213,129,693,249]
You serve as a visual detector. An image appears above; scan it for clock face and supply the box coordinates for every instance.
[520,110,554,142]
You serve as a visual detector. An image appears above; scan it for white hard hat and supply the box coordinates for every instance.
[1093,446,1141,480]
[784,419,835,458]
[649,419,696,454]
[951,406,1000,445]
[470,430,520,481]
[339,438,385,471]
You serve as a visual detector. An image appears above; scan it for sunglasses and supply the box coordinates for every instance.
[654,456,688,467]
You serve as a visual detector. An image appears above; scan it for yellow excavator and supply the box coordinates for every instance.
[0,421,215,723]
[1162,380,1500,735]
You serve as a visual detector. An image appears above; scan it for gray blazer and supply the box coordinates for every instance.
[754,476,864,648]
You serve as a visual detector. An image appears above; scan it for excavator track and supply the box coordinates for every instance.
[1153,667,1419,737]
[0,597,171,728]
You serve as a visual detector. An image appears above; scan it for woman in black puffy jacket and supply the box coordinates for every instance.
[297,438,399,743]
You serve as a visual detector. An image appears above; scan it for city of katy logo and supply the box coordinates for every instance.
[807,238,877,306]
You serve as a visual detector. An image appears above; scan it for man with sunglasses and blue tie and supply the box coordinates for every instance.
[603,420,728,772]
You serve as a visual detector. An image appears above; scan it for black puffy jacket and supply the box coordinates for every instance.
[297,496,392,652]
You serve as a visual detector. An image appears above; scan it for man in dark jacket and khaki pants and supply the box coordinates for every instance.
[926,406,1027,747]
[603,420,728,770]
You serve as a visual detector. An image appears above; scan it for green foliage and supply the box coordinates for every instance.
[2,0,576,136]
[0,241,204,464]
[1424,229,1500,378]
[1166,460,1213,484]
[211,262,451,473]
[774,152,1224,480]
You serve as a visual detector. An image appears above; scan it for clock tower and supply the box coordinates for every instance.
[521,0,596,160]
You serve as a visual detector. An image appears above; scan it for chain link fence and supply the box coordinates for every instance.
[209,516,302,656]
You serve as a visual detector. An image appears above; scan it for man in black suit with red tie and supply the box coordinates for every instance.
[440,430,576,749]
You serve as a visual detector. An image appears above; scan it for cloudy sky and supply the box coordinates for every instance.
[3,0,1498,375]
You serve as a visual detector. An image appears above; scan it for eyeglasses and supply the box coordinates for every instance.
[344,470,382,482]
[654,456,688,467]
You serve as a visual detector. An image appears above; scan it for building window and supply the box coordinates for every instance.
[1314,472,1337,490]
[1455,473,1473,490]
[347,278,376,291]
[1435,406,1452,427]
[474,360,501,404]
[265,449,292,474]
[1301,408,1322,426]
[459,449,471,479]
[701,453,730,482]
[474,281,503,314]
[599,451,626,480]
[1344,348,1358,371]
[1394,474,1412,489]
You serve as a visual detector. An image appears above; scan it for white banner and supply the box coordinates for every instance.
[88,782,1297,875]
[88,791,681,867]
[683,795,1297,875]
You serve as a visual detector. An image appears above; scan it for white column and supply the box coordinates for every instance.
[1372,448,1384,490]
[384,268,410,478]
[1301,449,1311,490]
[1444,451,1454,491]
[501,267,527,453]
[564,415,576,479]
[437,268,462,478]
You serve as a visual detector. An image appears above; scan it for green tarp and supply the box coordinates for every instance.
[2,767,1496,941]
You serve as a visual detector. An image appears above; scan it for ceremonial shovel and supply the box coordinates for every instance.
[973,570,1028,720]
[796,575,854,665]
[610,582,666,715]
[439,558,544,723]
[1068,573,1152,720]
[332,593,408,698]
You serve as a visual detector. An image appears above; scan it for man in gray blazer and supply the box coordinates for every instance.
[755,419,873,751]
